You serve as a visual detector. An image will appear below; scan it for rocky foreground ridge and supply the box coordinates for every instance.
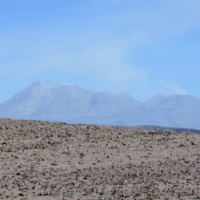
[1,118,200,199]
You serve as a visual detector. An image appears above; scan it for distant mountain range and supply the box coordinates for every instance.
[1,81,200,129]
[114,125,200,134]
[0,81,139,122]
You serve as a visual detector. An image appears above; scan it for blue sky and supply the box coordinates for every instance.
[0,0,200,103]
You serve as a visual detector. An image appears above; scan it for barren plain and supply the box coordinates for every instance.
[1,118,200,199]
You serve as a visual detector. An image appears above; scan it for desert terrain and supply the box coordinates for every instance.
[0,118,200,199]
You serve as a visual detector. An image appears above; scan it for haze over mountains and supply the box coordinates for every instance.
[0,81,139,122]
[0,81,200,129]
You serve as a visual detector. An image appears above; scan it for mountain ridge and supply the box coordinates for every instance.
[0,81,139,121]
[1,81,200,129]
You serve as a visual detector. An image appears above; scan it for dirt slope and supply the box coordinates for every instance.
[0,118,200,199]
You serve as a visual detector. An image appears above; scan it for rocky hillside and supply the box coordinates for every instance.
[1,118,200,199]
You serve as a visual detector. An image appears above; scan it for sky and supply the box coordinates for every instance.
[0,0,200,103]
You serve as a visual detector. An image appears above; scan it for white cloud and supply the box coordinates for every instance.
[37,36,147,89]
[92,0,200,45]
[0,28,147,89]
[134,79,187,102]
[159,80,187,96]
[0,0,198,98]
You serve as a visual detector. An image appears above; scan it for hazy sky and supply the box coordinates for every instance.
[1,0,200,103]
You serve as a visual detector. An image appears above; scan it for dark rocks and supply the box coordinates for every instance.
[18,193,25,196]
[0,118,200,199]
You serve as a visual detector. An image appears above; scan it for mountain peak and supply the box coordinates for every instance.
[142,95,166,107]
[33,81,76,87]
[0,81,139,121]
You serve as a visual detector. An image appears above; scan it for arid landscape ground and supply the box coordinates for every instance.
[1,118,200,199]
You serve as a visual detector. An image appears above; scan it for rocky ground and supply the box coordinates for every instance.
[1,118,200,199]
